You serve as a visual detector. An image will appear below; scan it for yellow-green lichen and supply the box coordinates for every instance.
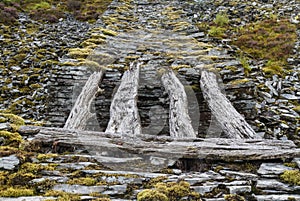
[138,181,200,201]
[0,130,23,146]
[280,170,300,185]
[0,187,34,197]
[44,190,81,201]
[67,177,97,186]
[137,189,168,201]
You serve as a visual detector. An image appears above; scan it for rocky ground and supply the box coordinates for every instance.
[0,0,300,200]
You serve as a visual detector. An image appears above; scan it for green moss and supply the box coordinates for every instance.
[67,177,97,186]
[137,189,168,201]
[8,172,37,186]
[0,130,23,146]
[0,113,25,126]
[29,83,42,89]
[262,60,284,77]
[239,56,251,76]
[228,78,250,86]
[77,60,101,71]
[214,12,229,27]
[44,190,81,201]
[68,48,93,59]
[29,2,51,10]
[36,153,58,161]
[280,170,300,185]
[0,187,34,197]
[208,26,226,38]
[20,162,55,173]
[0,146,19,157]
[284,162,298,168]
[139,181,200,201]
[100,28,118,36]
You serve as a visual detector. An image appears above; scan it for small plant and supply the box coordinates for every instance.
[262,60,284,76]
[280,170,300,185]
[239,56,251,76]
[208,26,226,38]
[214,12,229,27]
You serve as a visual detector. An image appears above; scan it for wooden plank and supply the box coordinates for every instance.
[20,126,300,163]
[64,71,104,130]
[161,69,196,138]
[200,70,258,139]
[105,62,141,136]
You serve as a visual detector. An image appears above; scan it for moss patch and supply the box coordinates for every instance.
[0,187,34,197]
[138,181,201,201]
[280,170,300,185]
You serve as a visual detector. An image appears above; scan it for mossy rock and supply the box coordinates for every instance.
[137,189,168,201]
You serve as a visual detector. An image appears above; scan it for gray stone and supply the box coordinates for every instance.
[223,180,251,186]
[257,163,293,177]
[56,162,96,170]
[293,158,300,169]
[192,185,218,195]
[204,198,226,201]
[0,123,11,130]
[185,171,225,185]
[256,179,300,192]
[18,126,40,135]
[219,170,258,180]
[280,94,300,100]
[0,155,20,170]
[255,194,300,201]
[52,184,106,195]
[228,186,251,194]
[103,184,127,195]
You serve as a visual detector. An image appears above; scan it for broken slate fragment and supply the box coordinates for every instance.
[257,163,294,177]
[0,154,20,170]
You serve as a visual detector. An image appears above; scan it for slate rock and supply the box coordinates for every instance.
[257,163,293,177]
[0,123,11,131]
[256,179,300,192]
[0,155,20,170]
[52,184,106,194]
[255,194,300,201]
[228,185,251,194]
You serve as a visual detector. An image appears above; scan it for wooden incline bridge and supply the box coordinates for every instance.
[20,0,300,172]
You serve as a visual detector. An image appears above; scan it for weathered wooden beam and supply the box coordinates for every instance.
[64,70,104,130]
[105,62,141,136]
[161,69,196,138]
[200,70,258,139]
[20,126,300,163]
